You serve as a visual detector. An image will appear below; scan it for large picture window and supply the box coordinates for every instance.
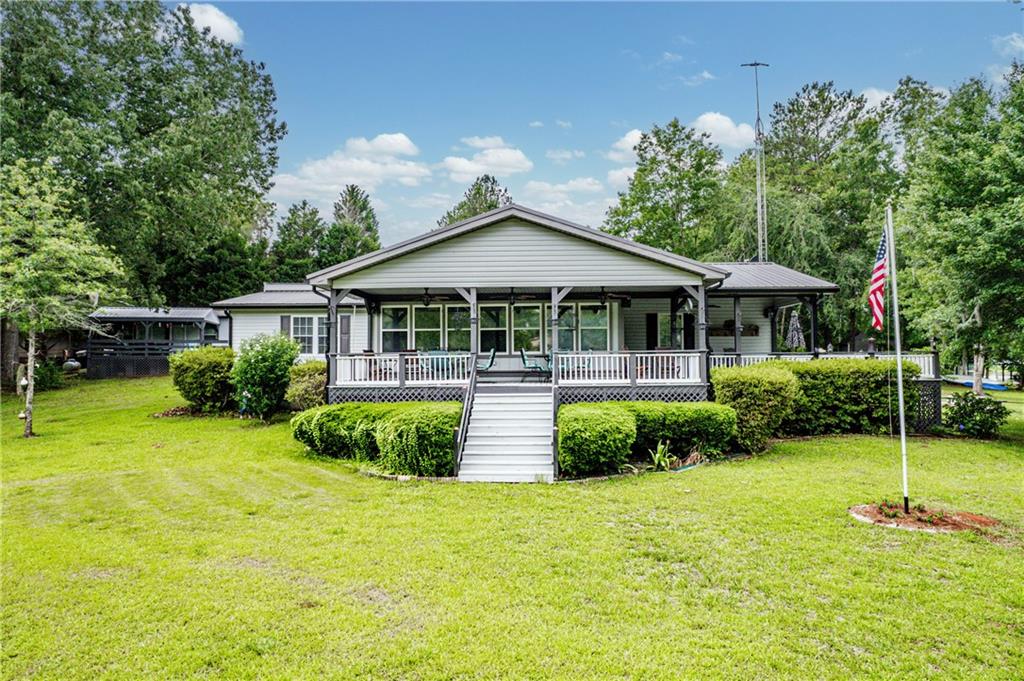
[512,305,542,353]
[446,306,471,351]
[292,316,314,354]
[579,304,609,351]
[381,306,409,353]
[317,317,329,354]
[479,305,508,353]
[544,304,576,352]
[413,306,442,351]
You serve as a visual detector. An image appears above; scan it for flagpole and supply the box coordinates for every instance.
[886,203,910,514]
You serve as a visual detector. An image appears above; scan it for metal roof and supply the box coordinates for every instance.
[307,204,730,286]
[90,307,221,324]
[212,283,363,308]
[707,262,839,293]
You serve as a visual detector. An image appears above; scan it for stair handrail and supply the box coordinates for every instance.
[551,384,560,480]
[454,354,479,476]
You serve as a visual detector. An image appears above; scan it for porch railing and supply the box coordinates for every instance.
[335,352,473,386]
[556,351,703,386]
[708,352,937,377]
[86,339,226,357]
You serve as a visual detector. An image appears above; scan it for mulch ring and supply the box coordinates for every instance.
[850,502,999,534]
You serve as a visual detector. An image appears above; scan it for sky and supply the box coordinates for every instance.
[181,1,1023,244]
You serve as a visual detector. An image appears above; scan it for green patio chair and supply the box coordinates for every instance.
[520,348,550,377]
[476,348,496,371]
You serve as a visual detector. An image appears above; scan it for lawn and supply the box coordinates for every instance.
[3,377,1022,679]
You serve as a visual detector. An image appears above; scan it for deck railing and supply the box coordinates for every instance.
[556,351,703,386]
[86,339,226,357]
[335,352,473,386]
[709,352,937,377]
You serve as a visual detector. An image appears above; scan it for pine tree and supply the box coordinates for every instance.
[437,175,512,228]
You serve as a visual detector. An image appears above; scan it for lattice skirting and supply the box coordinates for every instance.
[915,379,942,431]
[558,384,709,404]
[88,356,169,379]
[327,385,467,404]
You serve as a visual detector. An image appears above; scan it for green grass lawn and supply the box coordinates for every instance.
[3,377,1023,679]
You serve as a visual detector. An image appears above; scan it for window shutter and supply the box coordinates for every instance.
[339,315,351,354]
[280,315,290,336]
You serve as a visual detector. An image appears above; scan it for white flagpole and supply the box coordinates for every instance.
[886,203,910,513]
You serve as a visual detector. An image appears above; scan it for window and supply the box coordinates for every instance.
[512,305,542,353]
[446,305,471,351]
[657,313,693,349]
[317,317,329,354]
[544,304,576,352]
[381,306,409,352]
[579,304,609,351]
[292,316,314,354]
[414,306,442,351]
[479,305,508,353]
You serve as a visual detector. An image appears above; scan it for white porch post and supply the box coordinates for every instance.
[326,288,351,386]
[550,286,572,385]
[683,284,708,383]
[456,287,478,356]
[733,296,742,354]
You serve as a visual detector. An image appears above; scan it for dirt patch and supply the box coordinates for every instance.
[850,502,998,534]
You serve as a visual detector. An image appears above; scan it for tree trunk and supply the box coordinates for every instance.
[24,331,35,437]
[972,345,985,396]
[1,318,18,390]
[847,310,857,352]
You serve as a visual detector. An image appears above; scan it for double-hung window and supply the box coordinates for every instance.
[578,304,609,351]
[445,306,471,351]
[292,316,314,354]
[544,304,576,352]
[317,317,329,354]
[381,306,409,352]
[478,305,508,353]
[512,305,543,353]
[413,306,442,351]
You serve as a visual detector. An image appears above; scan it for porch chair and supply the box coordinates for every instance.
[520,348,551,379]
[476,348,496,371]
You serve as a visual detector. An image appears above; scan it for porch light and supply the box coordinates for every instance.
[508,288,516,306]
[599,287,608,305]
[421,288,432,307]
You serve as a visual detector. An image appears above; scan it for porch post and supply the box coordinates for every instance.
[366,300,376,353]
[810,295,820,358]
[669,293,680,350]
[550,287,572,386]
[768,306,778,353]
[733,297,742,354]
[456,287,478,355]
[326,288,349,386]
[684,284,710,384]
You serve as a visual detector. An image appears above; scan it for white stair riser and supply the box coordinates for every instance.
[461,457,553,467]
[467,425,550,435]
[458,473,554,483]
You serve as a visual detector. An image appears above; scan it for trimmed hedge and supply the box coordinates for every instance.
[168,346,235,413]
[285,360,327,411]
[232,334,300,420]
[712,365,799,452]
[557,403,636,478]
[613,401,737,458]
[291,402,460,476]
[776,359,922,436]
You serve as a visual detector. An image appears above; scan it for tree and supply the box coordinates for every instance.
[0,161,126,437]
[269,202,327,282]
[0,1,286,305]
[319,185,382,269]
[438,175,512,228]
[604,119,723,255]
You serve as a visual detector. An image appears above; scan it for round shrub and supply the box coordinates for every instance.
[557,403,636,478]
[376,403,461,476]
[232,334,300,421]
[712,365,798,452]
[285,360,327,411]
[168,346,235,412]
[32,360,65,392]
[943,392,1010,438]
[661,402,737,457]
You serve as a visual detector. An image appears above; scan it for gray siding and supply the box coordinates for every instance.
[229,307,368,359]
[332,219,702,289]
[707,296,773,353]
[621,299,671,350]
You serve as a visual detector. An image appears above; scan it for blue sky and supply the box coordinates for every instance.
[184,2,1023,244]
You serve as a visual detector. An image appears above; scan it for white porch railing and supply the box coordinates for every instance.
[709,352,937,377]
[335,353,473,386]
[556,351,703,386]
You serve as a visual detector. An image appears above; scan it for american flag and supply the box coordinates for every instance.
[868,230,888,331]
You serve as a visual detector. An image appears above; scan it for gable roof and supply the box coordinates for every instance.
[307,204,729,287]
[212,283,363,308]
[707,262,839,293]
[90,307,221,324]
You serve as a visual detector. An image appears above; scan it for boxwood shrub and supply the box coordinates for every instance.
[168,345,235,413]
[557,403,636,478]
[285,360,327,411]
[292,402,460,476]
[776,359,922,436]
[612,401,737,458]
[712,365,799,452]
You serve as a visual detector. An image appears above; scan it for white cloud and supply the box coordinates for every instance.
[179,4,243,44]
[545,149,585,164]
[679,70,716,87]
[269,132,430,216]
[992,32,1024,58]
[345,132,420,157]
[606,129,643,163]
[691,112,755,150]
[441,147,534,183]
[606,167,635,190]
[525,196,615,228]
[555,120,573,129]
[861,87,892,110]
[460,135,509,149]
[403,192,452,210]
[658,51,683,65]
[523,177,603,204]
[986,63,1013,85]
[528,121,545,128]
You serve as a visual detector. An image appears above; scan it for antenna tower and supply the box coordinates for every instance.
[741,61,769,262]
